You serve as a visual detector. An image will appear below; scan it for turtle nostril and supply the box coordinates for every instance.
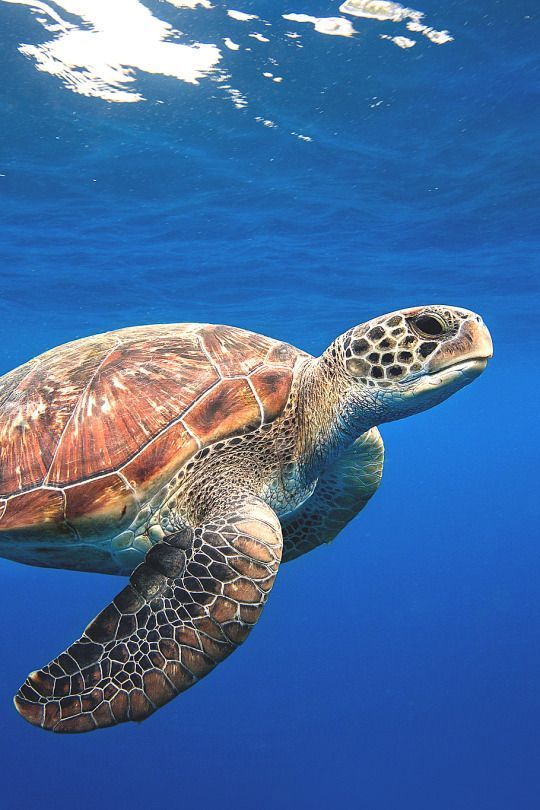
[413,315,446,337]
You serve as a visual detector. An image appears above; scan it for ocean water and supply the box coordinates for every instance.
[0,1,538,808]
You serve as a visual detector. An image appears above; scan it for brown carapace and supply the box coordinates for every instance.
[0,324,302,556]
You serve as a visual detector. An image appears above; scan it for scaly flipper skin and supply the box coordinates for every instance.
[14,497,282,732]
[282,428,384,562]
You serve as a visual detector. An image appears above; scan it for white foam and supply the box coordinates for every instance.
[255,116,277,128]
[338,1,452,45]
[338,0,422,23]
[164,0,212,8]
[282,14,356,38]
[226,9,258,21]
[3,0,70,30]
[424,29,453,44]
[380,34,416,48]
[406,23,453,44]
[220,83,248,108]
[2,0,454,132]
[4,0,221,102]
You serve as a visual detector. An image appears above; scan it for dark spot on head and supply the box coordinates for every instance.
[419,342,437,358]
[345,348,352,358]
[388,365,404,377]
[398,351,413,362]
[392,328,405,336]
[368,352,380,362]
[387,315,402,327]
[379,337,395,349]
[368,326,385,340]
[411,362,422,371]
[352,338,369,355]
[381,353,394,365]
[371,366,384,379]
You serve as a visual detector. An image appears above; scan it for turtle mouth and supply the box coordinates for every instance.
[399,356,489,391]
[418,356,490,390]
[429,356,489,377]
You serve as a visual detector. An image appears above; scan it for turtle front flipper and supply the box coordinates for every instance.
[281,428,384,562]
[14,497,282,733]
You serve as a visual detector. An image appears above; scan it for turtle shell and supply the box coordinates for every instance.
[0,324,306,544]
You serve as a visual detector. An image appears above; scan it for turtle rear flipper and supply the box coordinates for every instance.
[15,497,282,732]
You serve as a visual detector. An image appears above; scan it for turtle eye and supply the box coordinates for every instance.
[412,314,446,337]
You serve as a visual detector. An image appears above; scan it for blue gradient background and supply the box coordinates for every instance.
[0,1,538,808]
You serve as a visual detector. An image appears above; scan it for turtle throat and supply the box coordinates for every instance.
[295,355,373,485]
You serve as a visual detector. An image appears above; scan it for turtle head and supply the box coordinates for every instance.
[334,305,493,429]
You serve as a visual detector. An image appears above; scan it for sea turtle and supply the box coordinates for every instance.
[2,306,492,733]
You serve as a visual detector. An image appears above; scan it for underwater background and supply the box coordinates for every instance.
[0,1,538,808]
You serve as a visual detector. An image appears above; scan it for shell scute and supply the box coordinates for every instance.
[183,378,261,446]
[121,421,197,500]
[265,342,299,366]
[250,367,294,424]
[200,325,274,377]
[46,332,218,487]
[1,488,72,539]
[64,473,138,540]
[0,333,119,496]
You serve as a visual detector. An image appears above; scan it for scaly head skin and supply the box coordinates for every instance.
[340,305,493,425]
[297,305,493,476]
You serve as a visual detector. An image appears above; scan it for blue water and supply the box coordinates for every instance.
[0,1,538,808]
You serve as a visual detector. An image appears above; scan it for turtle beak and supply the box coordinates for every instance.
[426,315,493,377]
